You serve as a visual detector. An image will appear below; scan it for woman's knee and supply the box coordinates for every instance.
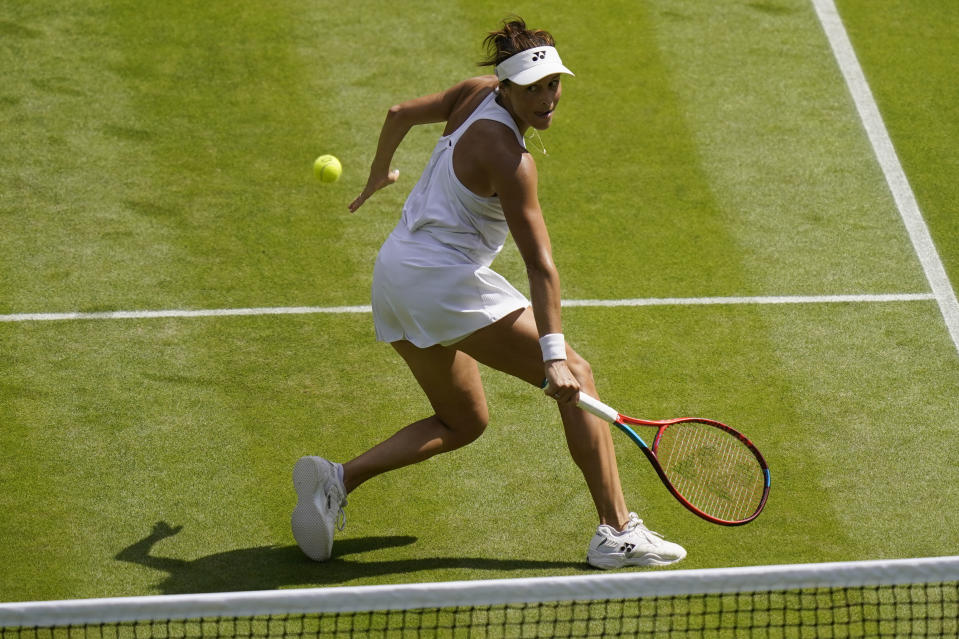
[436,406,489,449]
[566,349,596,389]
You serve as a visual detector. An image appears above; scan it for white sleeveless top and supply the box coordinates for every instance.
[371,90,532,347]
[399,90,524,265]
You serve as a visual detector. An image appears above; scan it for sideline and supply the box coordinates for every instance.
[811,0,959,355]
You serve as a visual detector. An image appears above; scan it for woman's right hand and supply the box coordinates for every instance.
[543,359,580,406]
[348,169,400,212]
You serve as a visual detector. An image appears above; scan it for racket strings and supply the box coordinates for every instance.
[658,423,764,521]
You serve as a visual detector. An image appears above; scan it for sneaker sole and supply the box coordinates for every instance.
[291,456,333,561]
[587,551,686,570]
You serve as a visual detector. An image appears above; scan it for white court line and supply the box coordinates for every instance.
[0,305,373,323]
[812,0,959,356]
[0,294,935,323]
[561,293,934,308]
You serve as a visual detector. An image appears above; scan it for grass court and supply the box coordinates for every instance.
[2,0,958,602]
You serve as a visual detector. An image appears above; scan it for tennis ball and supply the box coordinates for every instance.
[313,154,342,183]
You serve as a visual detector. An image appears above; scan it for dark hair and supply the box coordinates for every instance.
[479,17,556,73]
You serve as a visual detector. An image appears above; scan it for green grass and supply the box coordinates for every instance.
[2,0,958,604]
[838,0,959,290]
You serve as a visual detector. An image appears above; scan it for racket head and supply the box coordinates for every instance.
[619,416,770,525]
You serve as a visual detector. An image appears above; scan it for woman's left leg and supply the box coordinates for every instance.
[340,340,491,493]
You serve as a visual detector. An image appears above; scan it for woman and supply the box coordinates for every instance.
[292,18,685,570]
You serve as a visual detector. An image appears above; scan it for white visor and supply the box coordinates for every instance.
[494,46,574,86]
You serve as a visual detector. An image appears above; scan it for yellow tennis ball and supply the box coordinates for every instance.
[313,154,342,183]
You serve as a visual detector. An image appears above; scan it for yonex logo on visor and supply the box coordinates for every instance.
[494,45,575,85]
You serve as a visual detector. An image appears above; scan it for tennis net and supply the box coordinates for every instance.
[1,556,957,638]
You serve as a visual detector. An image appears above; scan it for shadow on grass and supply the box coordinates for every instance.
[116,522,585,594]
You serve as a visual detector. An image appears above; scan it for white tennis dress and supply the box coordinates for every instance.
[371,90,531,348]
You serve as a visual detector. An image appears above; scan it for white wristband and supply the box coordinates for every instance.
[539,333,567,362]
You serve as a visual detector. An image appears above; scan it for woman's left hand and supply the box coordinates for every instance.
[349,169,400,213]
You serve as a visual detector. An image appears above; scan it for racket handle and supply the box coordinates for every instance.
[577,392,620,423]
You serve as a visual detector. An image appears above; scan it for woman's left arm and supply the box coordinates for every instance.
[349,79,486,213]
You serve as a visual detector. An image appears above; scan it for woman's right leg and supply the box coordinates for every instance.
[454,308,631,529]
[341,340,489,493]
[455,308,686,568]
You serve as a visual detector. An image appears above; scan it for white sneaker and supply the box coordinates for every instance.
[586,513,686,569]
[291,456,347,561]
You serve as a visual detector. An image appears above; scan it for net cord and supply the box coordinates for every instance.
[2,556,958,628]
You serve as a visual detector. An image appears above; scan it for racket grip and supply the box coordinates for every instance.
[577,393,620,423]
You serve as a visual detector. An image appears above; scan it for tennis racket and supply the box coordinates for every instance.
[577,392,770,526]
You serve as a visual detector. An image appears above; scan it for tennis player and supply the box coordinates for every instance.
[292,18,686,570]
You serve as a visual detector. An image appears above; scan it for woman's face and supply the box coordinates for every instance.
[501,74,563,132]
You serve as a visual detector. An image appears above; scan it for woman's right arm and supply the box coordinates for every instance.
[348,79,485,213]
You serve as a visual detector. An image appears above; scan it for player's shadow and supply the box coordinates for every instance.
[116,522,585,594]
